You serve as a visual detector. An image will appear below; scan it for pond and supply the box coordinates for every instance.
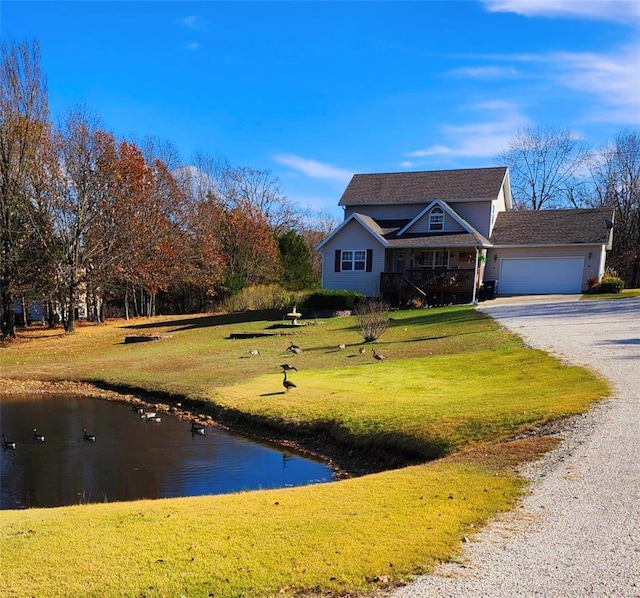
[0,395,335,509]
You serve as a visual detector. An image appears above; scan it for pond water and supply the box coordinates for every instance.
[0,395,334,509]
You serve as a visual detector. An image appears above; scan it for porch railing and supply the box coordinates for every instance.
[381,269,477,306]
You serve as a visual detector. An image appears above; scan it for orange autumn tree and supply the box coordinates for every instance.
[111,140,188,318]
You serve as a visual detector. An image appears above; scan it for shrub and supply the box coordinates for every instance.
[303,290,366,312]
[586,275,600,292]
[221,285,309,312]
[356,300,390,342]
[598,276,624,294]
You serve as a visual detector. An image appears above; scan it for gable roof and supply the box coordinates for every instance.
[316,210,491,251]
[490,208,615,246]
[397,199,472,236]
[338,166,509,206]
[315,213,388,251]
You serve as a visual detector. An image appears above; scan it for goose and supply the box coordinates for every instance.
[283,370,297,391]
[359,347,366,355]
[249,349,260,356]
[82,429,96,442]
[2,433,16,450]
[191,422,205,435]
[141,411,157,420]
[287,342,303,355]
[280,364,297,372]
[33,428,45,442]
[337,344,346,350]
[372,350,386,362]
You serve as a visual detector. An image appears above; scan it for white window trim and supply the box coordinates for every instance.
[417,249,449,269]
[429,207,444,231]
[341,249,367,272]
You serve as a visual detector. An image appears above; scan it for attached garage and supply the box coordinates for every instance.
[498,257,584,295]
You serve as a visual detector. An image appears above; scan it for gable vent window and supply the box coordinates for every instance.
[429,207,444,231]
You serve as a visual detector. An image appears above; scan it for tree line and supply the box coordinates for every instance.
[1,40,335,338]
[2,39,638,338]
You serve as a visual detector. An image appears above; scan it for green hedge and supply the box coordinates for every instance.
[598,276,624,294]
[302,289,366,311]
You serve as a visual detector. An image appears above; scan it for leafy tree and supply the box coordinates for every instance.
[497,126,591,210]
[277,229,318,290]
[0,39,49,337]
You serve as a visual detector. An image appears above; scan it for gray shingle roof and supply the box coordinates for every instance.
[490,208,615,245]
[353,214,491,248]
[338,167,508,206]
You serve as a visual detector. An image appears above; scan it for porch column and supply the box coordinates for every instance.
[472,248,479,304]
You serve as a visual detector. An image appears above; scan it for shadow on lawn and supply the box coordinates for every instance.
[121,309,284,333]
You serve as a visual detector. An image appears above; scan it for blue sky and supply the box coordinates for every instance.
[2,1,639,219]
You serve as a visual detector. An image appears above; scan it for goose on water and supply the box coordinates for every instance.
[191,422,205,435]
[2,433,16,450]
[82,428,96,442]
[33,428,45,442]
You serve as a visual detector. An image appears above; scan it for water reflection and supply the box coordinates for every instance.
[0,395,334,509]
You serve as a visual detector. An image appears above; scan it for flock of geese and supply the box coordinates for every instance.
[2,405,206,449]
[247,341,387,393]
[2,428,96,450]
[1,342,389,448]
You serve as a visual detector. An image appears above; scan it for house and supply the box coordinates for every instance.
[316,167,614,305]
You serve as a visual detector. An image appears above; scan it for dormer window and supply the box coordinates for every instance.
[429,207,444,231]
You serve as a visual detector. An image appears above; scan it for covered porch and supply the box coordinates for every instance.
[380,247,485,307]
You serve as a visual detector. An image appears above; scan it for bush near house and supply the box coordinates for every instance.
[598,276,624,294]
[303,289,366,312]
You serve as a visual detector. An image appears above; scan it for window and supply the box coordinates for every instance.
[417,249,449,268]
[429,207,444,231]
[341,250,366,271]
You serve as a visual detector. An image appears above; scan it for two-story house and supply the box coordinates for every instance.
[316,167,614,305]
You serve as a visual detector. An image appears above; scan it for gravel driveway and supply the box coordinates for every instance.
[392,296,640,598]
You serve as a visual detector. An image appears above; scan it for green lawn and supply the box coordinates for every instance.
[0,306,610,597]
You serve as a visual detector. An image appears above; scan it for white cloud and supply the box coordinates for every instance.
[273,154,353,183]
[447,65,520,79]
[482,0,640,23]
[550,44,640,124]
[181,16,202,30]
[406,102,530,159]
[185,42,200,51]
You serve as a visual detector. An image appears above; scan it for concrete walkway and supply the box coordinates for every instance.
[392,296,640,597]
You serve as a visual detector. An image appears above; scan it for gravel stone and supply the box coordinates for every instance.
[391,296,640,598]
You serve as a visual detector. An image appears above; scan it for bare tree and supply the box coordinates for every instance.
[356,300,390,342]
[36,106,113,332]
[497,126,591,210]
[0,39,49,337]
[587,129,640,287]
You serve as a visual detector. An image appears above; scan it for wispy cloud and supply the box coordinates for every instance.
[405,102,530,161]
[273,154,353,183]
[447,65,521,79]
[181,15,203,30]
[482,0,640,23]
[550,44,640,124]
[185,42,200,51]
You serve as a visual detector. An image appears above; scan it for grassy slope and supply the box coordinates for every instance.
[0,307,610,597]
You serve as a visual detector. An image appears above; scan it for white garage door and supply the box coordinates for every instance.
[499,257,584,295]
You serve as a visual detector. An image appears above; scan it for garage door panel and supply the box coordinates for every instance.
[499,257,584,294]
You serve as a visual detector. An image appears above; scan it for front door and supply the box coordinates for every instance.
[394,251,408,274]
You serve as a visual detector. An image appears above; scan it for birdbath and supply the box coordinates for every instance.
[285,305,302,326]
